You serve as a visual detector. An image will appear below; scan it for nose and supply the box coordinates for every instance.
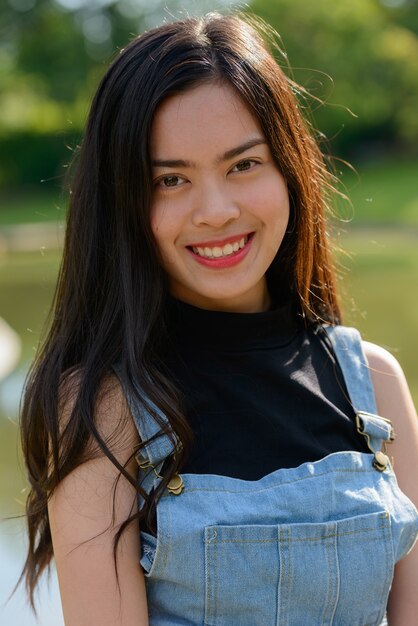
[191,179,241,228]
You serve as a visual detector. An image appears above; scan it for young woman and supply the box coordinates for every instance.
[20,12,418,626]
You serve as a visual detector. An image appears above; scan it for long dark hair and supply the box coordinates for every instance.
[20,10,342,607]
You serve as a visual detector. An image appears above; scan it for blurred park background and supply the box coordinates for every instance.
[1,0,417,622]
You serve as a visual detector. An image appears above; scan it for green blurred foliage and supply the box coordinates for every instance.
[249,0,418,156]
[0,0,148,132]
[0,0,231,187]
[0,0,418,188]
[389,0,418,36]
[0,129,82,187]
[11,2,90,102]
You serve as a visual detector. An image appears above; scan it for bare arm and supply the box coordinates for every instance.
[363,342,418,625]
[48,377,149,626]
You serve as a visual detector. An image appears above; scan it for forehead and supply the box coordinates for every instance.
[150,81,263,160]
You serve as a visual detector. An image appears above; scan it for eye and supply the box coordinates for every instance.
[155,174,187,189]
[230,159,258,173]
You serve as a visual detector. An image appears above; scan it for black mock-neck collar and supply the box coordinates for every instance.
[165,295,300,352]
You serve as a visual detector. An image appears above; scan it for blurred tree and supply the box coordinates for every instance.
[380,0,418,36]
[249,0,418,156]
[0,0,231,186]
[0,0,233,129]
[10,0,91,102]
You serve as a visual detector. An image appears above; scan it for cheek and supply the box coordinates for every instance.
[150,196,184,239]
[253,177,290,223]
[261,181,290,250]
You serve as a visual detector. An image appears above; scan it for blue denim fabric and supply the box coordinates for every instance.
[114,325,418,625]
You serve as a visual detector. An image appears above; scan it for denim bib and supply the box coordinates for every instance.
[115,325,418,626]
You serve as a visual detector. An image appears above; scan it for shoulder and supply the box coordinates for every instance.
[362,339,418,530]
[361,340,414,419]
[362,340,404,379]
[362,340,418,501]
[58,368,140,459]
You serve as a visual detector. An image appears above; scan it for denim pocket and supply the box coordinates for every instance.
[204,510,393,626]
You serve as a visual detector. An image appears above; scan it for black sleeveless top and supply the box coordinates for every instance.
[163,296,370,480]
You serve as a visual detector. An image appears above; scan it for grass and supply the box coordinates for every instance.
[0,249,60,514]
[335,156,418,226]
[0,249,60,364]
[0,188,66,226]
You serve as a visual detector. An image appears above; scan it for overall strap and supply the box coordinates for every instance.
[323,325,395,460]
[111,363,180,502]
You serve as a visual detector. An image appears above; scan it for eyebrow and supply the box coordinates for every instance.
[151,137,267,169]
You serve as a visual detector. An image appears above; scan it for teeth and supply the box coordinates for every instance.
[192,235,250,259]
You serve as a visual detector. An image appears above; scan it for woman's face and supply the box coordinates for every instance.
[150,81,289,313]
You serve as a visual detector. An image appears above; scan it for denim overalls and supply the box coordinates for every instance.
[115,325,418,625]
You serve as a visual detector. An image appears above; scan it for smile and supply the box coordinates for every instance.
[186,233,255,269]
[188,233,254,259]
[191,234,251,259]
